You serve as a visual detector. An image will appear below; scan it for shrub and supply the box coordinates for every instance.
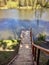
[0,40,20,50]
[38,33,46,41]
[34,33,46,45]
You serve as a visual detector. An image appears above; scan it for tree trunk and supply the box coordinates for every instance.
[24,0,27,6]
[4,0,7,5]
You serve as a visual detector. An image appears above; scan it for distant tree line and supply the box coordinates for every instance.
[0,0,49,8]
[19,0,49,8]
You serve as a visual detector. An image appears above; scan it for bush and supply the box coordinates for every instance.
[0,39,20,50]
[34,33,46,45]
[0,40,7,49]
[38,33,46,41]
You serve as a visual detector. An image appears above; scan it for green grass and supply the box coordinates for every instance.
[0,51,14,65]
[39,51,49,65]
[0,40,20,65]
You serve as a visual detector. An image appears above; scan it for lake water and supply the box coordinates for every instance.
[0,9,49,39]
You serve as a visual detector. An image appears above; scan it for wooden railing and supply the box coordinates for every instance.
[30,28,49,65]
[32,43,49,65]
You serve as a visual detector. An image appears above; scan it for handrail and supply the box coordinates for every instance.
[30,28,49,65]
[32,42,49,65]
[32,43,49,54]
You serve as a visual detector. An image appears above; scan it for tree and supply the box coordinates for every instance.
[19,0,21,7]
[28,0,31,6]
[38,0,49,8]
[24,0,27,6]
[4,0,7,5]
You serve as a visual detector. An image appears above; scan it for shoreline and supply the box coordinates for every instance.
[0,6,33,10]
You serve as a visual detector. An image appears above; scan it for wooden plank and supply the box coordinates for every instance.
[32,43,49,54]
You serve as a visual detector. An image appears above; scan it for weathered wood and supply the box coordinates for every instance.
[30,28,32,44]
[32,43,49,54]
[34,47,37,61]
[32,45,35,56]
[7,43,33,65]
[32,42,49,65]
[37,49,40,65]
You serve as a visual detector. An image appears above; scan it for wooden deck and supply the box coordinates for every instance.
[7,43,33,65]
[7,29,49,65]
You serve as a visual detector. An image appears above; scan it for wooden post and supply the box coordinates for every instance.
[46,59,49,65]
[30,28,32,44]
[37,49,40,65]
[32,46,35,56]
[34,47,37,61]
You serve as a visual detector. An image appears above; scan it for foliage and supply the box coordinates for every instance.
[17,39,21,43]
[37,33,46,41]
[0,40,7,49]
[11,44,17,49]
[7,1,18,8]
[0,39,20,65]
[34,33,46,45]
[0,51,14,65]
[0,40,20,50]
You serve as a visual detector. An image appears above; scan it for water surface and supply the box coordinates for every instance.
[0,9,49,39]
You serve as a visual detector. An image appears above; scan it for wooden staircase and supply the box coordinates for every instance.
[7,29,49,65]
[7,43,33,65]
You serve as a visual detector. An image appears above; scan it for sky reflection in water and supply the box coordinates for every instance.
[0,19,49,39]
